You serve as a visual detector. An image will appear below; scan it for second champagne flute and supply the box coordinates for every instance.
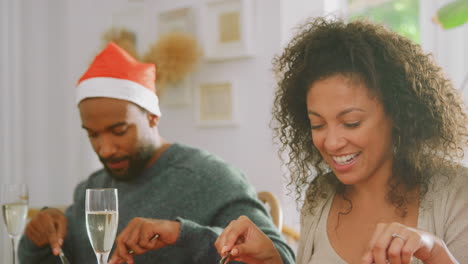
[85,188,118,264]
[1,183,28,264]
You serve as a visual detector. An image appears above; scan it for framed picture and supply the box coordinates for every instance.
[202,0,254,61]
[195,82,239,127]
[158,7,195,36]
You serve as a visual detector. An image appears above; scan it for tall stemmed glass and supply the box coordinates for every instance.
[85,188,119,264]
[1,183,29,264]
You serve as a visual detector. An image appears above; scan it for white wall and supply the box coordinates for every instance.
[0,0,83,258]
[0,0,22,260]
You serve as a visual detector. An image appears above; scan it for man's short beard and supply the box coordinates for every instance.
[101,144,156,181]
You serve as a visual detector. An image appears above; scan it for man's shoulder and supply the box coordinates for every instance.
[169,143,247,183]
[170,143,237,170]
[170,143,214,160]
[74,168,107,191]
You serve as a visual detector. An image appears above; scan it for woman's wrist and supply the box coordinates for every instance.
[265,248,283,264]
[424,238,458,264]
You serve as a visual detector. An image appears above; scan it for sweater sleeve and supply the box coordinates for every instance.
[18,180,86,264]
[18,206,74,264]
[174,201,295,264]
[173,217,224,262]
[170,157,295,264]
[18,235,61,264]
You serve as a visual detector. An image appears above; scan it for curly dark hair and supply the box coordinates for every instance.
[272,17,468,214]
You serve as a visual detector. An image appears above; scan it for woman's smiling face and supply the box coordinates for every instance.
[306,74,394,185]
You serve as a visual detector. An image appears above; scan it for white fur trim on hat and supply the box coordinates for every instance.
[76,77,161,116]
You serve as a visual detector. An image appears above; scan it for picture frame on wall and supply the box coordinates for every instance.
[158,7,195,36]
[195,82,239,127]
[202,0,254,61]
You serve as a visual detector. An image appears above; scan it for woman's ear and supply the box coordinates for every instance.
[147,113,160,127]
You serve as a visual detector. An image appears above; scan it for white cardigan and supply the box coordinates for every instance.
[296,167,468,264]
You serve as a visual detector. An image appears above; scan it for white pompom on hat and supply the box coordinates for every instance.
[76,42,161,116]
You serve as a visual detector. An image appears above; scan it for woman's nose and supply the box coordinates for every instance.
[323,128,346,152]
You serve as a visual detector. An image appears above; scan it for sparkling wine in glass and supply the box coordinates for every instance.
[85,188,118,264]
[1,183,29,264]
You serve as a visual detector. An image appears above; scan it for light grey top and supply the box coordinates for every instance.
[297,166,468,264]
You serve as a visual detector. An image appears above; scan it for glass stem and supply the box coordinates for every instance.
[96,252,109,264]
[10,236,18,264]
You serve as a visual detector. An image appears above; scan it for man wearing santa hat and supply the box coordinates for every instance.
[18,43,294,264]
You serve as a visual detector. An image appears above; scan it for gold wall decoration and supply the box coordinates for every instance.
[101,28,139,60]
[142,32,202,95]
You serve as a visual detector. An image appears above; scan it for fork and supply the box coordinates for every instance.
[128,233,159,254]
[219,251,232,264]
[58,248,71,264]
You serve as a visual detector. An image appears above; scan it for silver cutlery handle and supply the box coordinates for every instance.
[59,248,71,264]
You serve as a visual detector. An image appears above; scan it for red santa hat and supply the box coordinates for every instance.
[76,42,161,116]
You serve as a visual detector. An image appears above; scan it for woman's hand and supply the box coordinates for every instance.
[215,215,283,264]
[361,222,458,264]
[108,217,180,264]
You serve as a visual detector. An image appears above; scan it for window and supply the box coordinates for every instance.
[348,0,420,43]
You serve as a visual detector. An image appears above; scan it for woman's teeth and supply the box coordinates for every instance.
[332,153,360,165]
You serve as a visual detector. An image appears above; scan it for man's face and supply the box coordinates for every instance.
[79,98,157,181]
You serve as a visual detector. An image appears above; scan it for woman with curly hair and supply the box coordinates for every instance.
[215,17,468,264]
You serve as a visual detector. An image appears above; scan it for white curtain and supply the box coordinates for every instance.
[1,0,22,261]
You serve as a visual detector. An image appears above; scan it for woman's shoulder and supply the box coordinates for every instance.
[422,163,468,260]
[422,163,468,216]
[297,173,336,264]
[301,173,335,218]
[427,163,468,194]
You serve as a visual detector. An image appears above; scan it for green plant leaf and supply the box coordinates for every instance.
[436,0,468,29]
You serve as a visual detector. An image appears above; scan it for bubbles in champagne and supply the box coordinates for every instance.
[2,203,28,236]
[86,211,118,253]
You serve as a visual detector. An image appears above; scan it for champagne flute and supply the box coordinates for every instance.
[1,183,29,264]
[85,188,118,264]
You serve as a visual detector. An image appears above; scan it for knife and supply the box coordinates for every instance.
[59,248,71,264]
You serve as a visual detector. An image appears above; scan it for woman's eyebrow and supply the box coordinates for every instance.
[307,107,364,118]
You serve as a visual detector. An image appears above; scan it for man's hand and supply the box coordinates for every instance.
[24,207,67,256]
[108,217,181,264]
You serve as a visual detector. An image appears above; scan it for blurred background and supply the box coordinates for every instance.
[1,0,467,260]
